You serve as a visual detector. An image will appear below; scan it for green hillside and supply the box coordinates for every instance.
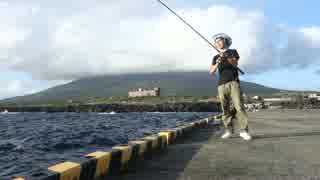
[0,71,282,105]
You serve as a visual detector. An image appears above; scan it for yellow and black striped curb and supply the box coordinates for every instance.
[13,114,222,180]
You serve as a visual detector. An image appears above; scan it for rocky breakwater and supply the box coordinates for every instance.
[0,102,221,113]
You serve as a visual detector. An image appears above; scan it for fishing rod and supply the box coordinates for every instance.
[157,0,245,75]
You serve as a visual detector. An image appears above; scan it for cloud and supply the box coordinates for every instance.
[0,0,320,81]
[0,78,66,100]
[0,80,37,99]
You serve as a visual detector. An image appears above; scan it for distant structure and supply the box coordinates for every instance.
[128,87,160,98]
[307,93,320,101]
[252,96,262,100]
[263,97,293,102]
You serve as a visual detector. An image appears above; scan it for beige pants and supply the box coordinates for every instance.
[218,81,249,131]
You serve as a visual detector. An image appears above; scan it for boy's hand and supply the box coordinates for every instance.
[227,57,238,66]
[219,52,225,57]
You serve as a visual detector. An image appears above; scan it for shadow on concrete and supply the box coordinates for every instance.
[107,123,220,180]
[253,131,320,140]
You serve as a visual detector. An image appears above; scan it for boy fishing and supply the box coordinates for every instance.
[157,0,251,140]
[210,33,252,141]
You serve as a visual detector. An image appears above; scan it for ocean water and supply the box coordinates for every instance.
[0,112,216,179]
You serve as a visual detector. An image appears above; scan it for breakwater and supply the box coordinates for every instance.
[11,114,221,180]
[0,102,220,113]
[0,112,218,179]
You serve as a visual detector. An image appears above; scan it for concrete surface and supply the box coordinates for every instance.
[109,109,320,180]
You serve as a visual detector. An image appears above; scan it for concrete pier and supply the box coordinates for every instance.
[109,109,320,180]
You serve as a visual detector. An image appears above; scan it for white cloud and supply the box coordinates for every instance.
[0,78,66,100]
[0,0,320,81]
[0,80,35,99]
[301,27,320,47]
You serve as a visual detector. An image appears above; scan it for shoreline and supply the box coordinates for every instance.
[0,102,221,113]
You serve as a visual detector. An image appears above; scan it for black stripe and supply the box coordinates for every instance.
[79,158,97,180]
[144,140,154,159]
[129,144,140,162]
[109,150,122,175]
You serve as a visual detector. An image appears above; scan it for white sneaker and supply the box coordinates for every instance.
[239,131,252,141]
[221,130,232,139]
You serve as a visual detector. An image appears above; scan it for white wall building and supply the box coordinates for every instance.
[263,97,293,102]
[308,93,320,100]
[128,88,160,98]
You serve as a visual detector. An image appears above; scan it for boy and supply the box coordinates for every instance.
[209,34,252,141]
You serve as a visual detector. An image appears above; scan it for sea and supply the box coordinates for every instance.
[0,111,216,179]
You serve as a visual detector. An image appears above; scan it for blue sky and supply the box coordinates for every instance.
[0,0,319,99]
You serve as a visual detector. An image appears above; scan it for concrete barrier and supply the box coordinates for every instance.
[13,177,25,180]
[85,151,111,179]
[128,141,147,159]
[13,114,220,180]
[158,131,172,145]
[48,161,81,180]
[142,136,160,150]
[112,145,133,171]
[79,157,97,180]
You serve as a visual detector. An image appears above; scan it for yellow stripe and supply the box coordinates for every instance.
[48,161,81,180]
[13,177,24,180]
[158,133,168,146]
[158,132,170,145]
[129,141,147,156]
[112,145,132,164]
[86,151,111,178]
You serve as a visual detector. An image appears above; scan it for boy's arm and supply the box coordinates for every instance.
[210,64,219,74]
[210,56,220,74]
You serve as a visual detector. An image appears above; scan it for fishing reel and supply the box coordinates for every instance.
[217,50,239,66]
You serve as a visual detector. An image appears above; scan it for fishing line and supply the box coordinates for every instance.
[156,0,245,75]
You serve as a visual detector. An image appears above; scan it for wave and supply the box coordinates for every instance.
[0,112,20,115]
[0,111,216,179]
[98,111,117,115]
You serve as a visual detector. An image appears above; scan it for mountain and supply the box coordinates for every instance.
[0,71,283,105]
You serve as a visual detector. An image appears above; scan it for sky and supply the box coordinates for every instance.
[0,0,320,99]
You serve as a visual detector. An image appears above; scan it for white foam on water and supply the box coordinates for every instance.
[98,111,117,115]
